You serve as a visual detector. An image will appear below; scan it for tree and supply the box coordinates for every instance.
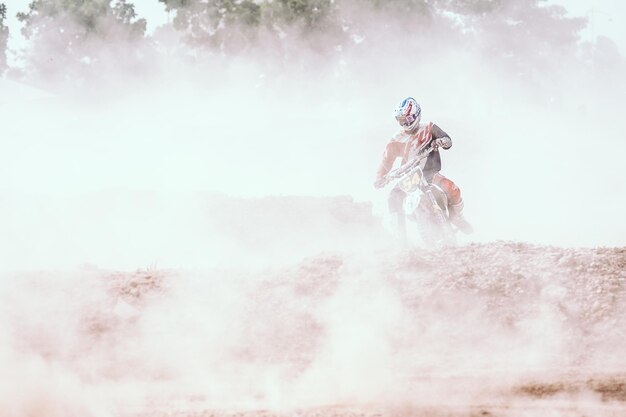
[441,0,585,57]
[364,0,431,15]
[158,0,338,52]
[17,0,147,84]
[159,0,262,50]
[264,0,336,29]
[434,0,501,15]
[0,3,8,73]
[439,0,587,83]
[333,0,587,84]
[18,0,146,40]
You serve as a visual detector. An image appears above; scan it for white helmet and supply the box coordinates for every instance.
[394,97,421,132]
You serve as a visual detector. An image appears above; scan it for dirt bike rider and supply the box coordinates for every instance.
[374,97,473,239]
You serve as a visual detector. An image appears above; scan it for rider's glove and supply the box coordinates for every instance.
[432,136,452,150]
[374,177,386,189]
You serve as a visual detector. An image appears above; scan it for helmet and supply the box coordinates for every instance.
[394,97,421,132]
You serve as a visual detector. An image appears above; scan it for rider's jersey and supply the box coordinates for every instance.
[376,122,451,182]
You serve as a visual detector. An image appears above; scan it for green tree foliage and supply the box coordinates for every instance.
[365,0,431,16]
[342,0,586,84]
[437,0,586,65]
[17,0,147,83]
[159,0,262,48]
[434,0,502,15]
[158,0,585,69]
[8,0,591,84]
[159,0,338,51]
[0,3,8,72]
[18,0,146,40]
[264,0,335,28]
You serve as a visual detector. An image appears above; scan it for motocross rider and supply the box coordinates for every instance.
[374,97,473,240]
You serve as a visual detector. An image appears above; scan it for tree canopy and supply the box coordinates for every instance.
[0,3,8,72]
[158,0,339,52]
[157,0,586,61]
[17,0,146,40]
[16,0,146,83]
[0,0,602,87]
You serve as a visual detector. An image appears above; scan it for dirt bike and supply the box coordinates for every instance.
[380,146,457,247]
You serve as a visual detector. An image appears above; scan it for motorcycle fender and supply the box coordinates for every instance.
[403,191,422,216]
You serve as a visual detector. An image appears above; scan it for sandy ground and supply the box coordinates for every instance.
[1,196,625,417]
[3,240,625,416]
[129,243,626,417]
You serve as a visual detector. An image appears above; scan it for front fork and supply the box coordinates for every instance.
[424,188,448,224]
[423,185,456,244]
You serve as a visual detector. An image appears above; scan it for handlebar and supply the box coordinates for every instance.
[381,146,435,186]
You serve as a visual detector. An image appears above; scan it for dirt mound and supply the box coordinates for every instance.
[389,242,626,343]
[2,241,626,416]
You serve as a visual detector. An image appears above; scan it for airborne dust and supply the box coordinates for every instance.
[0,1,625,416]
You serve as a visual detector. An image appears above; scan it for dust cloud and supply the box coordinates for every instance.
[0,1,625,416]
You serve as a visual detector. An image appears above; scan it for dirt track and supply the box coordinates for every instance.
[104,243,626,416]
[3,241,626,416]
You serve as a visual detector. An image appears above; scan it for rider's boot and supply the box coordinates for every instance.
[449,200,473,234]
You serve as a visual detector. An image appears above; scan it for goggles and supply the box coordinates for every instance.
[396,113,416,127]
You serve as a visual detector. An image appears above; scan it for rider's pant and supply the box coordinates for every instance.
[431,173,462,206]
